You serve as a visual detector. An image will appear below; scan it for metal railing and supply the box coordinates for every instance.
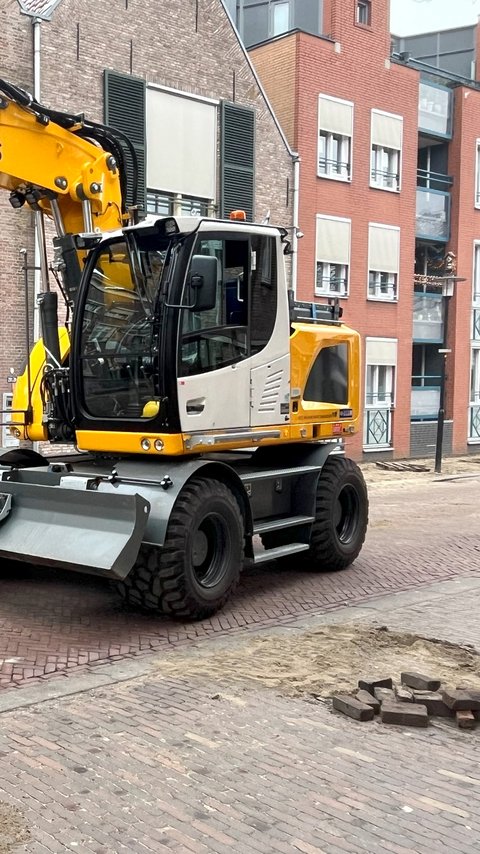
[470,402,480,440]
[371,168,399,189]
[318,158,351,178]
[364,405,393,447]
[417,168,453,190]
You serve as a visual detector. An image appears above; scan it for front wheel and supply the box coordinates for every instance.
[117,477,244,620]
[307,456,368,571]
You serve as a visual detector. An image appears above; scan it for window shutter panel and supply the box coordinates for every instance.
[368,224,400,274]
[371,110,403,150]
[104,70,146,212]
[316,217,351,265]
[221,102,255,221]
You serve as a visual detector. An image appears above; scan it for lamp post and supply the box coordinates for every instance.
[433,275,464,474]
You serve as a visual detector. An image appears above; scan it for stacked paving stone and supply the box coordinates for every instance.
[332,673,480,729]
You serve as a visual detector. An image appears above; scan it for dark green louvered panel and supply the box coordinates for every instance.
[221,102,255,221]
[104,70,146,212]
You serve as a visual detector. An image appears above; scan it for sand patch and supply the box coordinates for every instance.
[157,624,480,698]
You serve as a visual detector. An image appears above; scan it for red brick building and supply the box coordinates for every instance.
[235,0,480,460]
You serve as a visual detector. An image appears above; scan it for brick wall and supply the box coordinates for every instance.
[251,0,419,459]
[447,85,480,454]
[0,0,294,412]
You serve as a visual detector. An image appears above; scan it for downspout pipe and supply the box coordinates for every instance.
[291,155,300,299]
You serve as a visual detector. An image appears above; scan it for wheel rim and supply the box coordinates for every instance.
[191,513,230,588]
[333,484,360,545]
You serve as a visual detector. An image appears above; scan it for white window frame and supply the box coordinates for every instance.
[371,144,400,191]
[370,109,402,193]
[315,214,351,298]
[469,346,480,442]
[363,338,397,451]
[318,131,351,181]
[315,262,348,297]
[317,95,353,183]
[356,0,371,25]
[475,139,480,210]
[469,242,480,441]
[368,270,398,301]
[367,223,400,303]
[271,0,290,35]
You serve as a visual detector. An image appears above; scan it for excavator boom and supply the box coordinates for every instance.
[0,78,126,239]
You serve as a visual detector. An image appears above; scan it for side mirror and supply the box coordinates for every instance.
[188,255,217,312]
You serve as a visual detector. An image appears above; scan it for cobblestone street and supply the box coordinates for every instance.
[0,468,478,690]
[0,466,478,853]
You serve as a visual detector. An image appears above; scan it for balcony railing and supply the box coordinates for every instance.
[418,81,452,138]
[417,168,453,192]
[473,309,480,341]
[413,293,444,343]
[364,406,393,448]
[411,376,441,420]
[470,402,480,440]
[416,187,450,242]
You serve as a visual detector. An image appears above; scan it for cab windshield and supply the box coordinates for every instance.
[80,236,169,419]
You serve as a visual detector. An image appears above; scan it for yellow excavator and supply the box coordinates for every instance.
[0,77,368,619]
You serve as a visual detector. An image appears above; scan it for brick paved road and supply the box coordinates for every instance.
[0,473,478,689]
[3,578,480,854]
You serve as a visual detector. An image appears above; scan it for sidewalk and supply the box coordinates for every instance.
[2,574,480,854]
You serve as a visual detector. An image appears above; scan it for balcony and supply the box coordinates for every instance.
[418,81,452,139]
[416,187,450,242]
[413,293,444,343]
[411,376,441,421]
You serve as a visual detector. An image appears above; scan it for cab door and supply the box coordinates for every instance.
[177,232,251,432]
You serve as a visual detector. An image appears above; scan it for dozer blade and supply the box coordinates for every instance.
[0,482,150,579]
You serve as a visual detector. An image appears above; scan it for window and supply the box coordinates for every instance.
[370,110,403,191]
[371,145,400,190]
[364,338,397,448]
[318,132,351,180]
[146,191,209,217]
[81,239,164,419]
[368,224,400,301]
[315,216,351,297]
[475,140,480,209]
[470,349,480,440]
[272,1,289,35]
[356,1,371,25]
[470,244,480,440]
[316,262,348,295]
[318,95,353,182]
[304,344,348,405]
[179,232,277,376]
[368,271,397,299]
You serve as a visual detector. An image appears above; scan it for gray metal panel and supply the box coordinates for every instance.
[0,482,149,579]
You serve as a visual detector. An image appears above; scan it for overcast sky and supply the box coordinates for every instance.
[391,0,480,36]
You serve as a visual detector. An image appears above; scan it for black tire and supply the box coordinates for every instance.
[118,477,244,620]
[261,456,368,572]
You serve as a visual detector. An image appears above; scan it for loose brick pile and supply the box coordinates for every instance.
[332,672,480,730]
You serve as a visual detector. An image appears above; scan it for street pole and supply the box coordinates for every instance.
[434,292,451,475]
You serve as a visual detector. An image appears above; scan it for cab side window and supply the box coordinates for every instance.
[179,232,277,376]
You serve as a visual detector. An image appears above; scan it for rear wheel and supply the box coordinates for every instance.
[261,456,368,571]
[118,477,244,619]
[308,456,368,571]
